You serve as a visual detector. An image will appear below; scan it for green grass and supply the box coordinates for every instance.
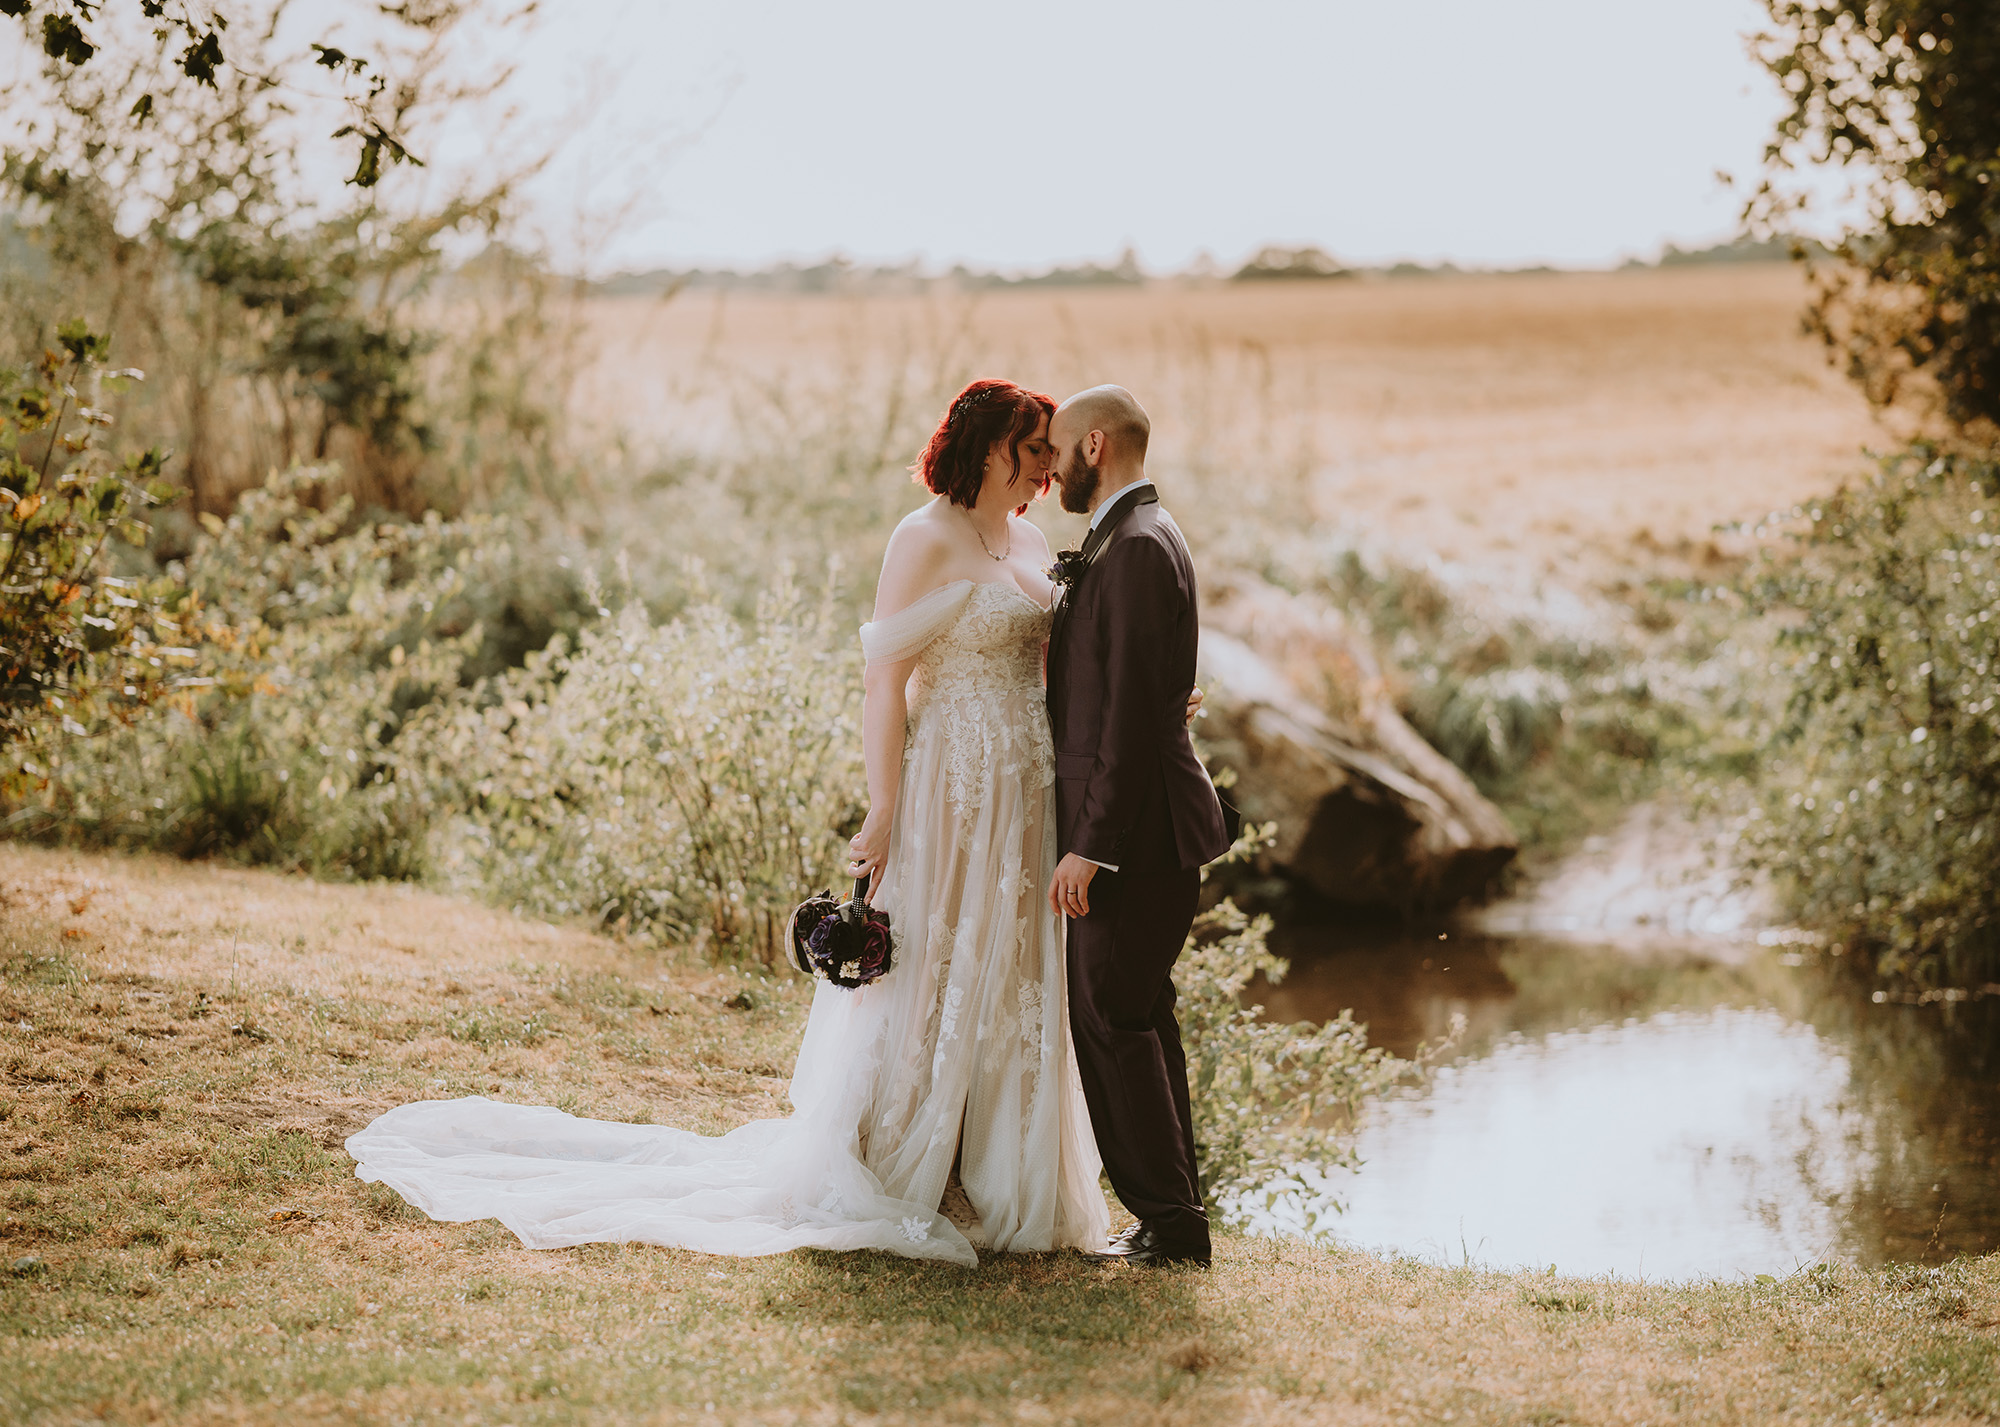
[2,842,1996,1425]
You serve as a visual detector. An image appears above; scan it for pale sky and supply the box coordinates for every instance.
[453,0,1802,277]
[0,0,1811,276]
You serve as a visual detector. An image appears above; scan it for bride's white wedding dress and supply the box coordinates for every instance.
[347,578,1109,1266]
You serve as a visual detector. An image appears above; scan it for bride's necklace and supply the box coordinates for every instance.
[965,508,1011,562]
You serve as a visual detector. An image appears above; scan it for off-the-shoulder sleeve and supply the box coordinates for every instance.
[859,580,974,666]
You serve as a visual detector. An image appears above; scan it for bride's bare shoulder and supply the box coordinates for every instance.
[875,501,961,619]
[891,497,956,540]
[883,502,957,570]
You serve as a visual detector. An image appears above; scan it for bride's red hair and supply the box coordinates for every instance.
[912,379,1054,515]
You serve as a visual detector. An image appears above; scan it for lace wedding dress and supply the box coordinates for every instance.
[347,579,1109,1267]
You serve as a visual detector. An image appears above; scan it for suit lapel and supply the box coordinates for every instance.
[1084,483,1157,558]
[1049,483,1158,658]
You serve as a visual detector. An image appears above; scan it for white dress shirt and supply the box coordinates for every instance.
[1072,477,1154,875]
[1088,477,1155,535]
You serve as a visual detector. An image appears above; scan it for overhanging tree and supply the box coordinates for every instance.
[1753,2,2000,432]
[1,0,419,186]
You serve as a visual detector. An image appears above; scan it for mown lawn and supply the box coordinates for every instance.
[1,842,1995,1426]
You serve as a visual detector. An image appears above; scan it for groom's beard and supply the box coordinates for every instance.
[1056,447,1101,515]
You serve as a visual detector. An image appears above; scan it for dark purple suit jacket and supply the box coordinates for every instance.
[1046,485,1231,872]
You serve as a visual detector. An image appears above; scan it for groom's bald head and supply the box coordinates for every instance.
[1051,384,1151,466]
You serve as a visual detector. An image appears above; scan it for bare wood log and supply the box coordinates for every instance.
[1198,577,1516,908]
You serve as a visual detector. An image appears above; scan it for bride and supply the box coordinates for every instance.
[348,379,1112,1266]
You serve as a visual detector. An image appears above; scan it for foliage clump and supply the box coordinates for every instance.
[2,0,572,517]
[1273,539,1705,852]
[1179,900,1451,1231]
[1,320,193,802]
[1738,443,2000,987]
[12,467,485,876]
[1754,1,2000,430]
[425,570,865,960]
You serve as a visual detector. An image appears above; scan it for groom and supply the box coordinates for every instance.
[1044,385,1231,1268]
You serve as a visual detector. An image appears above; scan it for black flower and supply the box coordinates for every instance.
[1048,549,1090,590]
[806,901,895,988]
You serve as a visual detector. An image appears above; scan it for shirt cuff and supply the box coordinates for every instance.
[1080,857,1120,873]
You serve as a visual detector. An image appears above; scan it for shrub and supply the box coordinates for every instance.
[425,570,865,960]
[11,467,485,877]
[1179,899,1449,1232]
[1,320,193,803]
[1292,533,1705,848]
[1738,441,2000,987]
[1408,665,1571,785]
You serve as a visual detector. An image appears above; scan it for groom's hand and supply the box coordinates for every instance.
[1048,853,1099,919]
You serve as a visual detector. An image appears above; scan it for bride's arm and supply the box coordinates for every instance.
[848,655,915,893]
[846,518,949,893]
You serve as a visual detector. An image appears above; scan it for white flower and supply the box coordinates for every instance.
[900,1216,929,1243]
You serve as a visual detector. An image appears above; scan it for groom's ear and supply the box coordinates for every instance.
[1082,429,1107,464]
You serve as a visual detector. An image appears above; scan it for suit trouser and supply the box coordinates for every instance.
[1065,859,1210,1252]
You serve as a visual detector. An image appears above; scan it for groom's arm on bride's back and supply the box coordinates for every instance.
[1070,534,1186,867]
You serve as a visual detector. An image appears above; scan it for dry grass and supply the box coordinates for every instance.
[580,266,1891,586]
[3,841,1996,1426]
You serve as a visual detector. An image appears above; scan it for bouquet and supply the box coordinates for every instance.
[785,878,894,988]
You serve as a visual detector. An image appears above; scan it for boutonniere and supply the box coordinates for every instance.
[1047,548,1089,591]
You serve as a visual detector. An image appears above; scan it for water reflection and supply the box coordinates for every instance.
[1250,922,2000,1279]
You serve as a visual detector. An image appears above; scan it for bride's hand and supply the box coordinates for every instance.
[846,810,891,892]
[1185,685,1205,728]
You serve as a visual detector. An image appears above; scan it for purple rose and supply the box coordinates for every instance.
[806,902,895,988]
[1047,548,1089,591]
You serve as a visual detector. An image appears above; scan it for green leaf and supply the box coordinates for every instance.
[335,123,421,189]
[54,320,107,365]
[14,390,51,426]
[178,29,223,86]
[40,12,94,66]
[129,93,154,126]
[311,43,365,74]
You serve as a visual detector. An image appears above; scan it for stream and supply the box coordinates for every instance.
[1248,921,2000,1281]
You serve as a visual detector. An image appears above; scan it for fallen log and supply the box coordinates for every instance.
[1198,576,1517,909]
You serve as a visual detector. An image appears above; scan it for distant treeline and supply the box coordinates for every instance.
[591,236,1818,298]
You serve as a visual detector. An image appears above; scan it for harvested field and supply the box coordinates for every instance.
[580,265,1888,584]
[4,842,1996,1425]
